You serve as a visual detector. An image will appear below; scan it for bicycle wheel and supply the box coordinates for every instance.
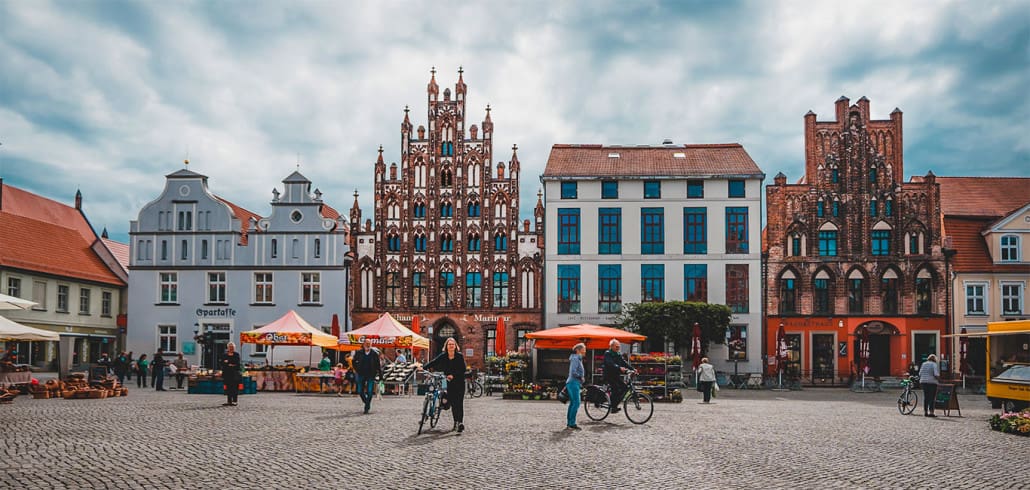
[624,392,653,424]
[583,388,610,421]
[897,390,917,415]
[470,381,484,398]
[418,396,430,434]
[430,395,442,428]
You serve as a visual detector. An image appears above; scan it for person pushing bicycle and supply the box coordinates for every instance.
[603,339,634,413]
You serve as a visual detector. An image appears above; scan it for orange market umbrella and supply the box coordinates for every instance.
[494,316,506,356]
[526,324,645,350]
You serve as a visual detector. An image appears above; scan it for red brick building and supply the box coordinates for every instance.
[764,97,949,384]
[349,69,544,368]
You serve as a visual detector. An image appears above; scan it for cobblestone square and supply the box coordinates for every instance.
[1,386,1025,489]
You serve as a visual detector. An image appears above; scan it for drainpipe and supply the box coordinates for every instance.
[943,247,957,377]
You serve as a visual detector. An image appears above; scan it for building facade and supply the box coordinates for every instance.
[939,177,1030,377]
[541,143,766,373]
[0,181,127,372]
[349,69,544,368]
[765,97,948,384]
[127,167,350,369]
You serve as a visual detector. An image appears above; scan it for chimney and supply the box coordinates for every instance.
[523,219,530,233]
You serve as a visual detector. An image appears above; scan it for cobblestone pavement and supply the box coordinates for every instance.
[1,385,1026,489]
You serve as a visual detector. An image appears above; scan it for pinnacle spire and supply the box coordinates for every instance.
[376,145,384,164]
[427,66,439,95]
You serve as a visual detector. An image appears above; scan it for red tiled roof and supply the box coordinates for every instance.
[101,238,130,271]
[0,186,124,286]
[937,177,1030,218]
[944,217,1030,273]
[543,144,764,178]
[320,204,341,220]
[213,195,260,244]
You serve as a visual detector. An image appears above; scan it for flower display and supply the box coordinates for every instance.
[989,409,1030,436]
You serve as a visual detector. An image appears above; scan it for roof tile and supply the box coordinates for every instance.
[543,144,764,178]
[937,177,1030,217]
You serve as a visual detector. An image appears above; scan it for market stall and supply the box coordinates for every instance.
[1,315,59,387]
[333,313,426,394]
[522,324,648,400]
[237,310,338,392]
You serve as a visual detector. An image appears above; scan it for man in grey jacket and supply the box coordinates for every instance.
[566,343,586,430]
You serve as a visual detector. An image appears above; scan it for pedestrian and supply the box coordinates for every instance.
[696,357,717,403]
[344,352,356,394]
[126,352,134,381]
[333,363,345,396]
[318,352,332,393]
[423,337,467,433]
[136,354,148,388]
[919,354,941,417]
[97,352,112,374]
[395,350,407,364]
[565,343,586,430]
[173,353,190,390]
[113,351,129,385]
[221,342,241,406]
[352,338,383,414]
[152,349,167,391]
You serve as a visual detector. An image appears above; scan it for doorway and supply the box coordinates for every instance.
[867,335,891,376]
[811,334,835,379]
[433,321,460,356]
[202,323,230,370]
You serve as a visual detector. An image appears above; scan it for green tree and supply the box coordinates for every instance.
[616,301,732,353]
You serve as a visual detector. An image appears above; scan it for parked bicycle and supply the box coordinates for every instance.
[465,370,484,399]
[897,375,919,415]
[417,371,447,435]
[582,371,654,424]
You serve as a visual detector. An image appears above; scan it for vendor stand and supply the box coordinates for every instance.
[522,324,648,400]
[332,313,427,395]
[238,310,338,392]
[1,314,59,387]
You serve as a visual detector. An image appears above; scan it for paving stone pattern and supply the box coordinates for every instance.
[1,387,1026,489]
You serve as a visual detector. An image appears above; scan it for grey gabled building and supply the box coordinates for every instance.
[127,166,350,370]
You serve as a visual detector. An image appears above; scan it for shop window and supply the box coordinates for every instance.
[726,325,747,361]
[485,329,496,357]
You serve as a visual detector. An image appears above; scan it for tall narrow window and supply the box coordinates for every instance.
[909,233,920,255]
[201,240,209,260]
[848,278,864,314]
[413,272,427,308]
[32,281,46,309]
[882,275,899,314]
[557,265,581,313]
[813,278,831,315]
[640,264,664,303]
[441,203,453,218]
[467,201,480,217]
[598,265,622,313]
[817,200,825,217]
[492,272,509,307]
[314,238,321,258]
[780,277,797,314]
[385,272,401,308]
[486,329,496,357]
[207,272,227,304]
[493,232,507,251]
[791,234,803,256]
[726,207,749,254]
[915,274,932,315]
[467,234,480,252]
[601,181,619,199]
[870,168,877,182]
[598,208,622,254]
[684,264,708,302]
[870,200,878,217]
[1002,283,1023,315]
[181,240,188,260]
[441,234,454,253]
[440,272,455,307]
[871,230,891,256]
[137,240,145,260]
[159,273,177,304]
[466,272,482,307]
[726,264,749,313]
[302,272,321,304]
[161,240,168,260]
[683,207,707,254]
[271,239,278,258]
[78,288,91,314]
[818,231,838,256]
[561,182,578,199]
[557,209,581,255]
[254,272,273,304]
[57,285,70,312]
[832,201,839,217]
[643,181,661,199]
[414,234,426,252]
[387,234,401,252]
[641,208,664,254]
[831,168,839,183]
[885,199,893,216]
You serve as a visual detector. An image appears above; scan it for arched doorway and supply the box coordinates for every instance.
[433,320,460,355]
[854,321,900,377]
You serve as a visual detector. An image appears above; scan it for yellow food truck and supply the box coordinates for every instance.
[985,320,1030,412]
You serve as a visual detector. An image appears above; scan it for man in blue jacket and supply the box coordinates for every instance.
[602,339,634,413]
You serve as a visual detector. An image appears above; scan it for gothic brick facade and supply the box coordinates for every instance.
[349,68,544,368]
[765,96,949,382]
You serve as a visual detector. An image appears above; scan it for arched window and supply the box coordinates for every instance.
[441,169,453,187]
[414,234,426,253]
[813,269,832,315]
[494,232,508,251]
[779,270,797,314]
[468,234,481,252]
[916,269,933,314]
[441,234,454,253]
[414,163,426,188]
[387,233,401,252]
[847,269,865,314]
[413,203,426,219]
[495,200,507,218]
[818,222,838,257]
[881,268,900,314]
[441,202,453,218]
[832,199,840,217]
[871,221,892,256]
[467,200,480,217]
[467,163,480,187]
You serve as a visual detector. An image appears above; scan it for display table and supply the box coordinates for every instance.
[187,376,256,395]
[0,371,32,388]
[248,370,301,392]
[293,372,334,393]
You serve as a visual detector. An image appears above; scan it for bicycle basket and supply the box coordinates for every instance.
[585,385,606,403]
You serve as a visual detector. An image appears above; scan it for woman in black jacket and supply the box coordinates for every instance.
[221,342,242,406]
[423,337,467,433]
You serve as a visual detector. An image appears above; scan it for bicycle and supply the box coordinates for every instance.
[582,372,654,424]
[465,370,484,399]
[417,372,447,435]
[897,375,919,415]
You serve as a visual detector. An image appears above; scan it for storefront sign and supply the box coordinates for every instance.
[778,317,836,328]
[473,314,512,323]
[196,307,237,318]
[838,342,847,357]
[241,331,312,345]
[346,334,413,347]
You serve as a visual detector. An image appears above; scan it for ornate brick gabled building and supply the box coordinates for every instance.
[765,96,949,383]
[349,68,544,368]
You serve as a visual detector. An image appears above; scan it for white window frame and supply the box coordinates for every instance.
[78,288,91,315]
[253,272,274,304]
[101,290,112,317]
[56,284,70,312]
[32,280,47,310]
[1000,281,1024,316]
[963,281,989,316]
[301,272,321,305]
[6,276,22,298]
[999,235,1020,262]
[159,272,178,304]
[207,272,227,304]
[158,325,177,352]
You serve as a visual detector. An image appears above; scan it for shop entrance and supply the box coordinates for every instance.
[867,335,891,377]
[811,334,835,379]
[201,323,230,370]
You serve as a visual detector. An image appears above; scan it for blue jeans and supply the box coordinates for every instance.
[357,375,376,411]
[566,380,581,427]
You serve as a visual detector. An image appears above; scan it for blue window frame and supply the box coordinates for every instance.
[439,272,455,307]
[818,231,837,256]
[468,235,480,252]
[493,272,509,307]
[414,235,426,252]
[870,200,878,217]
[817,201,825,217]
[561,182,578,199]
[832,201,839,217]
[598,265,622,313]
[601,181,619,199]
[726,207,748,254]
[413,203,426,218]
[467,201,480,217]
[466,272,482,307]
[387,235,401,252]
[831,168,839,183]
[728,180,745,198]
[441,203,453,218]
[684,264,707,302]
[641,264,665,303]
[683,207,707,254]
[869,168,877,182]
[598,208,621,254]
[441,235,454,253]
[643,180,661,199]
[885,199,893,217]
[494,232,508,251]
[791,234,802,256]
[558,209,581,255]
[687,180,704,198]
[871,230,890,256]
[557,265,581,313]
[641,208,665,254]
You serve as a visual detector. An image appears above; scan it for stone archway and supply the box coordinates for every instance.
[433,319,460,354]
[854,321,901,377]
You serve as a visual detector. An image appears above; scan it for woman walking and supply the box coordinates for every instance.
[696,357,717,403]
[221,342,241,406]
[135,354,149,388]
[565,343,586,430]
[423,337,467,433]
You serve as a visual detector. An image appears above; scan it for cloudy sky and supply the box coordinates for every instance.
[1,0,1027,242]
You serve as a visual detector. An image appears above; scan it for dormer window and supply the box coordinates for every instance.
[1000,235,1019,262]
